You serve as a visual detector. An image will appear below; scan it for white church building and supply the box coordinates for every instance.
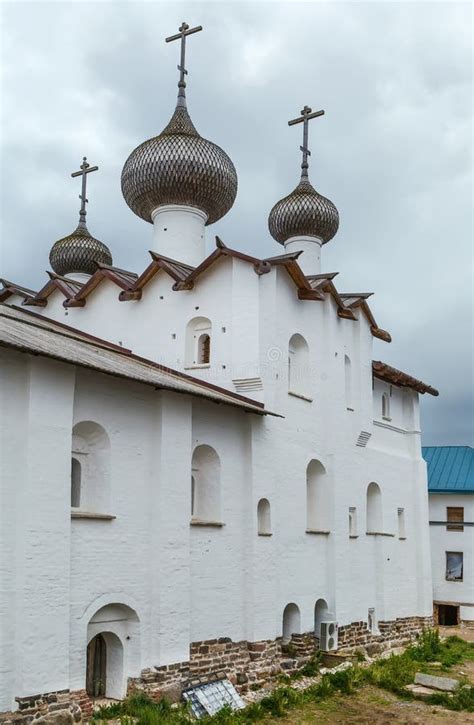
[0,22,439,720]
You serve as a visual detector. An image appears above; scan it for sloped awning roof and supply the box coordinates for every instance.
[423,446,474,493]
[373,360,439,396]
[0,305,277,416]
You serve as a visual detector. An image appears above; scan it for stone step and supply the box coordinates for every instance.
[414,672,459,692]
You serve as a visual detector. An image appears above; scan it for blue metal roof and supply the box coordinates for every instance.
[422,446,474,493]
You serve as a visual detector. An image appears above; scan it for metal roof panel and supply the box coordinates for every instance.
[422,446,474,493]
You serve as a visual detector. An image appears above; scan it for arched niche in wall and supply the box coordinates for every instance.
[257,498,272,535]
[282,602,301,644]
[366,482,383,533]
[191,444,221,523]
[314,598,331,639]
[185,317,212,367]
[288,333,310,398]
[306,459,331,532]
[72,421,111,513]
[381,392,391,420]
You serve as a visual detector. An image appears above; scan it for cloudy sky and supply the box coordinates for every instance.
[1,1,472,445]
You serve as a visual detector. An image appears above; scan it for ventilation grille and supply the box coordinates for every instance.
[356,431,372,447]
[232,377,263,393]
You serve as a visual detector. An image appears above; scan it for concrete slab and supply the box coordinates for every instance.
[414,672,459,692]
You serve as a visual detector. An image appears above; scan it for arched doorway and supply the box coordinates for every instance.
[86,634,107,697]
[86,631,123,700]
[86,603,140,700]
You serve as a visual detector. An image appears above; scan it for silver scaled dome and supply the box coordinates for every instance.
[268,177,339,245]
[49,221,112,276]
[121,101,237,225]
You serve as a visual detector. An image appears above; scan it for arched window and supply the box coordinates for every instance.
[306,460,330,532]
[71,458,81,508]
[344,355,353,409]
[185,317,212,367]
[382,392,390,420]
[257,498,271,535]
[288,333,310,397]
[72,421,111,513]
[191,445,221,523]
[366,482,383,533]
[282,603,301,643]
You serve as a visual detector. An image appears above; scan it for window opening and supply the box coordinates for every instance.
[447,507,464,532]
[71,457,81,508]
[446,552,463,581]
[349,506,357,537]
[398,507,406,538]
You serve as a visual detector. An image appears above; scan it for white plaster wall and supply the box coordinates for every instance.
[1,247,434,708]
[429,493,474,621]
[0,352,75,709]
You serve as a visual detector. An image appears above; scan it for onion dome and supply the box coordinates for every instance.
[268,178,339,245]
[49,221,112,276]
[268,104,339,245]
[121,22,237,226]
[49,157,112,276]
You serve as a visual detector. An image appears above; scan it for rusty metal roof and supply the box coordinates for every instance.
[373,360,439,396]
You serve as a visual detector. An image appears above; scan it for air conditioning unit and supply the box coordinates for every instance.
[319,621,338,651]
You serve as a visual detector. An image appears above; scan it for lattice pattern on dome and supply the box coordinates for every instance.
[121,105,237,226]
[49,225,112,276]
[268,178,339,245]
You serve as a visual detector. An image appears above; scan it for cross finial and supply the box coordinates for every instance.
[165,21,203,106]
[288,105,325,180]
[71,157,98,227]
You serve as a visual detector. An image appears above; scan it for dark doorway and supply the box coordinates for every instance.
[86,633,107,697]
[438,604,459,626]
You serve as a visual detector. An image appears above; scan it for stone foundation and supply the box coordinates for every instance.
[0,689,90,725]
[131,615,432,700]
[337,615,433,654]
[2,615,432,720]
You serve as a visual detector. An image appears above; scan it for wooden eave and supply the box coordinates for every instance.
[120,253,194,300]
[172,237,264,291]
[64,265,138,308]
[373,360,439,396]
[24,272,83,307]
[0,279,37,304]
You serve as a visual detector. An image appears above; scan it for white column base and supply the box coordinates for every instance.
[284,236,322,276]
[151,205,207,268]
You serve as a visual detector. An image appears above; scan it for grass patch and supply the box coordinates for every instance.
[92,629,474,722]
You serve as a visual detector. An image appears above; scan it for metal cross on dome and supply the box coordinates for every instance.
[288,105,325,180]
[71,157,98,226]
[165,22,203,99]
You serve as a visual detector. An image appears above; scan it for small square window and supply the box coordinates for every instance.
[446,552,463,581]
[447,507,464,532]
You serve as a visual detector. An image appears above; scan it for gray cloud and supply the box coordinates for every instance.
[1,1,472,445]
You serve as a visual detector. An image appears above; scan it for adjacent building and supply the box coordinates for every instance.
[424,446,474,626]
